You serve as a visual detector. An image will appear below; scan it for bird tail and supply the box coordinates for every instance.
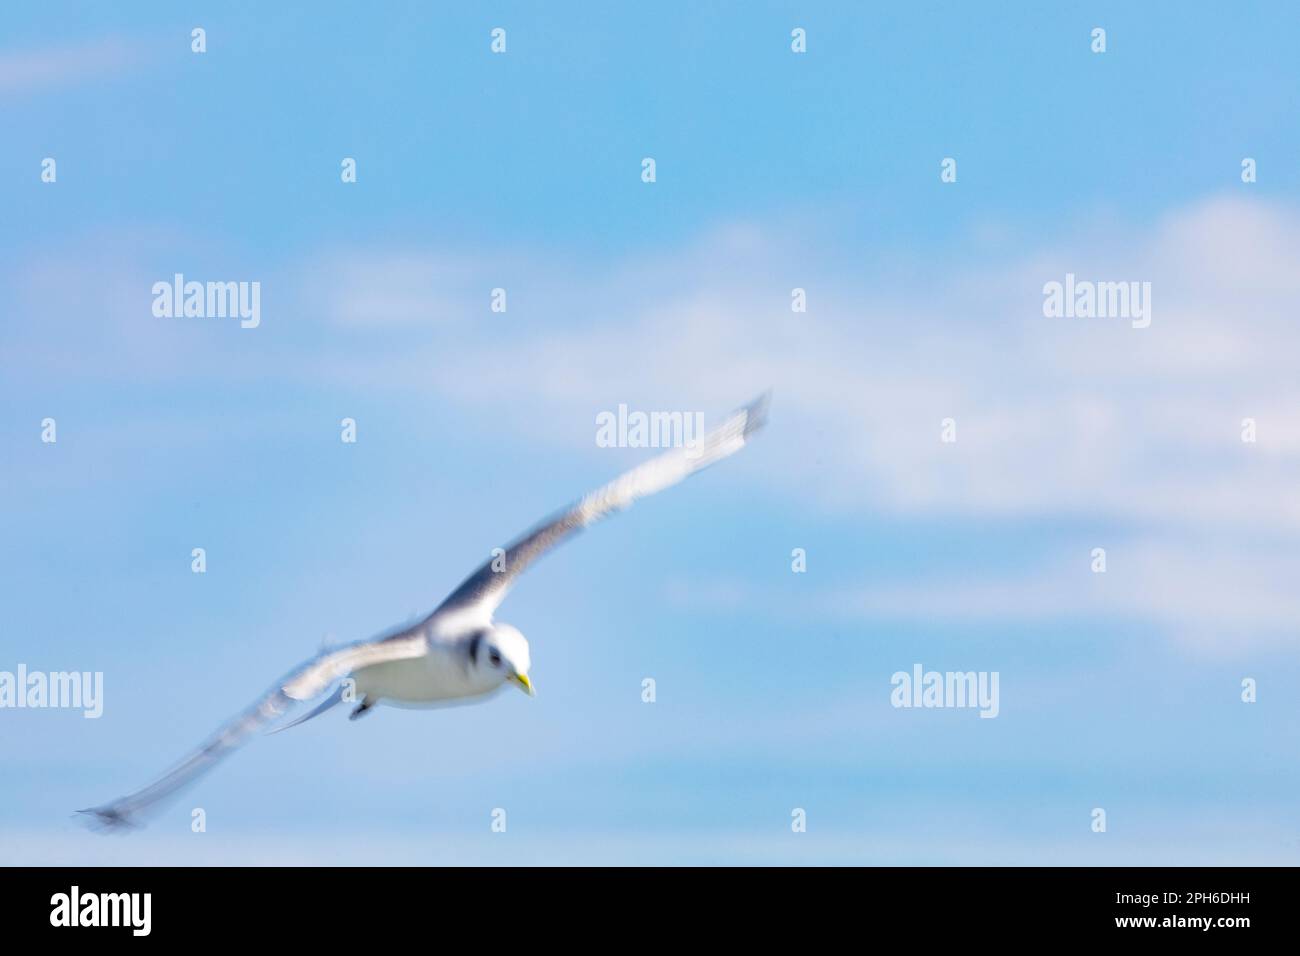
[267,684,346,735]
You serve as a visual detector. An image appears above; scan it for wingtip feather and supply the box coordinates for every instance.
[77,805,140,833]
[742,390,772,438]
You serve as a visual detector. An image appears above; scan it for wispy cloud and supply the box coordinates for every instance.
[282,195,1300,532]
[0,36,140,96]
[8,195,1300,653]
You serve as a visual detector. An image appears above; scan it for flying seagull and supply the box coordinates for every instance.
[82,394,769,828]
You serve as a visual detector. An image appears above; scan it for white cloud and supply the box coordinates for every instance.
[292,195,1300,536]
[8,195,1300,649]
[0,36,140,96]
[305,250,500,328]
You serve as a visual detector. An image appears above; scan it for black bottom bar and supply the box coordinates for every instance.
[0,865,1280,942]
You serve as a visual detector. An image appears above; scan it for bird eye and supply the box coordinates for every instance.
[489,649,502,667]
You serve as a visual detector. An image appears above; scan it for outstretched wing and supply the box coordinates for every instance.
[80,631,428,829]
[429,393,770,629]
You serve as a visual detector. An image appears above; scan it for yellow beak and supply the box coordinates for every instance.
[512,672,534,696]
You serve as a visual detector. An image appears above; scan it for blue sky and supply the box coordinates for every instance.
[3,2,1299,864]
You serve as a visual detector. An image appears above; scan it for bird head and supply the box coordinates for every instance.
[477,622,534,695]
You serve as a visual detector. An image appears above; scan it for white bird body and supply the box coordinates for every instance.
[353,649,492,704]
[83,393,768,828]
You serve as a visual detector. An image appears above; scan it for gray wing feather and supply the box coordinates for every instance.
[429,393,770,626]
[80,632,427,828]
